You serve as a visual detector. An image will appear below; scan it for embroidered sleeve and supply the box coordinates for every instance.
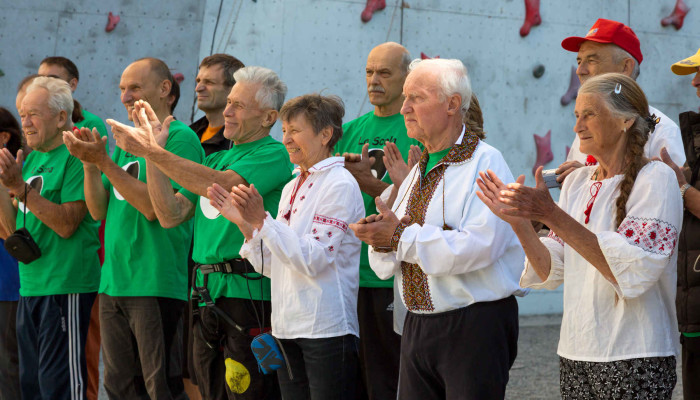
[391,223,408,251]
[617,216,678,257]
[546,229,564,247]
[313,214,349,233]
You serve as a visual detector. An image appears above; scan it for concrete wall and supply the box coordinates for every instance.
[1,0,698,314]
[0,0,206,142]
[199,0,699,314]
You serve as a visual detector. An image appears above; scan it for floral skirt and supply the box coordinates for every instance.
[559,356,676,399]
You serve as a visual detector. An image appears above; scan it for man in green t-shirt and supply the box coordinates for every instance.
[334,42,419,400]
[0,76,100,399]
[38,55,107,400]
[107,66,292,400]
[64,58,203,400]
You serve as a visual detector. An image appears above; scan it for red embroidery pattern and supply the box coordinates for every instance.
[547,229,564,246]
[617,216,678,256]
[313,214,348,232]
[400,131,480,312]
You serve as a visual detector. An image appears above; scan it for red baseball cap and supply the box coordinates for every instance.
[561,19,643,64]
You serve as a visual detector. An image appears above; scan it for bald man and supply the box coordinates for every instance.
[334,42,419,400]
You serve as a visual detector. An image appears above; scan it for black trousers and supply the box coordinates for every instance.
[398,296,518,400]
[682,334,700,399]
[191,297,280,400]
[356,287,401,400]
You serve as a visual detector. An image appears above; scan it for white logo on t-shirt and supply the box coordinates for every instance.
[199,196,221,219]
[18,175,43,214]
[114,161,140,201]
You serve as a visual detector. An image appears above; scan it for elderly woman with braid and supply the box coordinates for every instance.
[478,73,682,399]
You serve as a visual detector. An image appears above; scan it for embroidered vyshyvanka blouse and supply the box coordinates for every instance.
[521,161,682,362]
[240,157,365,339]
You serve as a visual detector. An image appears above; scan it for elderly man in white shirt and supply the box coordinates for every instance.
[350,58,525,400]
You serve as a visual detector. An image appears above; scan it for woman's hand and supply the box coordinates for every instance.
[230,184,267,230]
[208,183,246,225]
[476,169,529,226]
[497,166,557,224]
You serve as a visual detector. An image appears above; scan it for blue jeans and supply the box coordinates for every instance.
[277,334,359,400]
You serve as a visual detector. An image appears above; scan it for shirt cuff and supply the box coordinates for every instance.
[391,222,408,252]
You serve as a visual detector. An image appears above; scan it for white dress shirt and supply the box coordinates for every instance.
[567,105,686,166]
[369,130,526,314]
[521,161,682,362]
[240,157,364,339]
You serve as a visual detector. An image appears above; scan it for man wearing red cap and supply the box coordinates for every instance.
[556,18,686,181]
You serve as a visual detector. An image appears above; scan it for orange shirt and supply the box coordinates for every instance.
[200,125,221,143]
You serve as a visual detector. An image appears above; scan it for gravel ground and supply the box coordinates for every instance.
[98,313,684,399]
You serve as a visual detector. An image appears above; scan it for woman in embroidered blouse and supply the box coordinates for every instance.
[208,94,364,400]
[478,73,682,399]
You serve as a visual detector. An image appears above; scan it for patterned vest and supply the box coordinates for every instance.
[399,131,480,311]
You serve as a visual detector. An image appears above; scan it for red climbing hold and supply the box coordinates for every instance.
[361,0,386,23]
[420,52,440,60]
[560,66,580,106]
[533,130,553,176]
[106,12,120,32]
[519,0,541,37]
[661,0,689,30]
[173,73,185,84]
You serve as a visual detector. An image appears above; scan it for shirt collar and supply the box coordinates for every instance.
[293,156,345,175]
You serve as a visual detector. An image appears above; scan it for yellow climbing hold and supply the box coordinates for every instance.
[225,358,251,394]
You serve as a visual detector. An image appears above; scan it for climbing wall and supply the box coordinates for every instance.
[0,1,206,140]
[1,0,699,313]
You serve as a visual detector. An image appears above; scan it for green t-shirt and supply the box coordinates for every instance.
[99,120,204,300]
[335,111,421,288]
[423,147,451,177]
[18,144,101,296]
[75,109,109,151]
[180,135,292,302]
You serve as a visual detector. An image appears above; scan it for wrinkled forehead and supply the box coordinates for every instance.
[404,68,438,92]
[227,81,261,105]
[120,60,155,86]
[21,87,50,111]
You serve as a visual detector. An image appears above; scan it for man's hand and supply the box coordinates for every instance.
[0,148,25,194]
[384,142,421,188]
[350,197,410,248]
[497,166,557,224]
[343,143,389,197]
[658,147,689,188]
[555,160,583,183]
[63,127,109,166]
[106,100,172,157]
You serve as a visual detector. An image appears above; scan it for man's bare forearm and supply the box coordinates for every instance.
[97,157,156,221]
[146,162,194,228]
[83,164,108,221]
[148,146,246,196]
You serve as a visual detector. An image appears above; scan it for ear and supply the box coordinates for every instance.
[57,110,68,128]
[160,79,172,100]
[68,78,78,92]
[445,94,462,116]
[261,109,278,128]
[623,117,635,132]
[621,58,636,78]
[320,125,333,147]
[0,131,11,146]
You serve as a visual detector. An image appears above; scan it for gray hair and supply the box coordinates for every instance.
[408,58,472,117]
[611,46,640,80]
[25,76,74,117]
[233,66,288,111]
[399,51,412,74]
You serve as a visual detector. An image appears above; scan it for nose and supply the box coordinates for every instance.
[369,72,380,85]
[573,116,583,134]
[223,103,233,118]
[195,82,205,92]
[400,99,411,115]
[121,89,133,105]
[576,62,587,81]
[21,115,32,129]
[692,70,700,88]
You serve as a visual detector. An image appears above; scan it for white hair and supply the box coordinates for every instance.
[233,66,288,111]
[408,58,472,117]
[25,76,74,116]
[611,46,640,80]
